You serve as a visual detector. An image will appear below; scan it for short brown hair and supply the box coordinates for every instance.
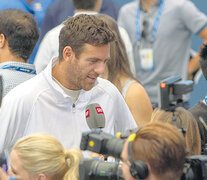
[0,9,39,61]
[58,14,115,60]
[132,122,186,180]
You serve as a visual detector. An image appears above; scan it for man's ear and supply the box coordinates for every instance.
[36,173,47,180]
[0,33,6,48]
[144,163,152,180]
[62,46,75,62]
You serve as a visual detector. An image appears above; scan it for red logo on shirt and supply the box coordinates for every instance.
[85,109,90,118]
[95,107,104,114]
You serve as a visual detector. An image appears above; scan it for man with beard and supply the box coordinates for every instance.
[0,14,137,158]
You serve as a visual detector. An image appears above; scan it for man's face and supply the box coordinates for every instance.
[121,140,136,180]
[67,43,110,91]
[9,150,36,180]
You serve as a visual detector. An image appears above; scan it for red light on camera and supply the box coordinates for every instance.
[160,83,166,88]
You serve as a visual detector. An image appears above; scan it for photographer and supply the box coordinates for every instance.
[121,122,186,180]
[0,133,82,180]
[190,42,207,153]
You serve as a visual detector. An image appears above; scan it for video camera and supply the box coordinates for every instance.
[158,75,193,111]
[80,129,207,180]
[80,128,128,159]
[79,128,138,180]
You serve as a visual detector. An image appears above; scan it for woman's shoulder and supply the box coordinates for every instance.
[122,78,144,97]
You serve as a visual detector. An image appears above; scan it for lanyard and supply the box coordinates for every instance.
[1,65,36,74]
[136,0,165,46]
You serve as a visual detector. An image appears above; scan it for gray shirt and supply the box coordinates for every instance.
[118,0,207,103]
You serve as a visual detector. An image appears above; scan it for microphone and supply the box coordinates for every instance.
[85,103,105,129]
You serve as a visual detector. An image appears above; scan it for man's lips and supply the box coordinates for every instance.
[87,76,97,82]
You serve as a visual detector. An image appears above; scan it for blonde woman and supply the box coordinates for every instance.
[0,133,82,180]
[151,107,201,156]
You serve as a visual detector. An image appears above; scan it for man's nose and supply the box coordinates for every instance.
[94,61,105,75]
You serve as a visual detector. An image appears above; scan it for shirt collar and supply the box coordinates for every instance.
[0,61,35,69]
[74,11,98,17]
[43,58,97,103]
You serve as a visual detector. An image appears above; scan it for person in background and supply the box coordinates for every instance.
[121,122,186,180]
[0,0,56,64]
[151,107,201,156]
[118,0,207,106]
[40,0,119,40]
[0,133,82,180]
[0,14,137,159]
[190,42,207,154]
[0,9,39,97]
[97,14,152,126]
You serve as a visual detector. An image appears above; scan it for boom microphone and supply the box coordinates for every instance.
[85,103,105,129]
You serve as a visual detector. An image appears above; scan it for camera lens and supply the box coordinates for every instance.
[79,158,122,180]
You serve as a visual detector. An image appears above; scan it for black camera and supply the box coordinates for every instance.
[79,158,122,180]
[80,128,126,159]
[158,75,193,111]
[79,128,146,180]
[79,128,137,180]
[182,155,207,180]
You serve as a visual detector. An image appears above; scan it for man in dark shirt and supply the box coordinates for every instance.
[190,42,207,154]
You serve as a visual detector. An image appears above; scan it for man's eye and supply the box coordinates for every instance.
[90,60,98,63]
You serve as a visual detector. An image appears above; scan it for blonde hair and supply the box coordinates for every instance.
[13,133,82,180]
[151,107,201,156]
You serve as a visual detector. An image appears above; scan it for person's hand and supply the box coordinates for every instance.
[91,152,105,160]
[0,168,9,180]
[120,140,135,180]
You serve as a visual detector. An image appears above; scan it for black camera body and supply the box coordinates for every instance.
[79,129,128,180]
[80,128,125,159]
[182,155,207,180]
[158,75,193,111]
